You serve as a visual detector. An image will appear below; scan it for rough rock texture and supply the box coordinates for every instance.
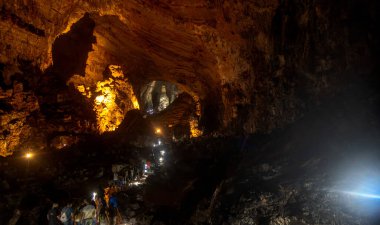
[150,92,197,138]
[69,64,140,133]
[123,86,379,225]
[0,83,379,224]
[0,81,39,156]
[1,0,379,155]
[206,88,380,225]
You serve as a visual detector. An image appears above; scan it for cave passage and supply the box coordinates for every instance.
[140,81,180,114]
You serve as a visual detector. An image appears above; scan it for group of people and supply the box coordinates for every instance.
[47,191,120,225]
[47,202,73,225]
[45,163,147,225]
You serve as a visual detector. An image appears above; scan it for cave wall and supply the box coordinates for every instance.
[223,0,379,133]
[0,0,379,156]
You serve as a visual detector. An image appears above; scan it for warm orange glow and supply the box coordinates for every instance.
[109,65,140,109]
[95,95,105,105]
[71,82,92,98]
[25,152,33,158]
[94,65,140,133]
[132,97,140,110]
[69,65,139,133]
[193,95,201,117]
[77,85,85,93]
[155,128,162,134]
[190,118,202,138]
[94,79,122,133]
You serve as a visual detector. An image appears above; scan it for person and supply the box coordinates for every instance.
[94,195,104,224]
[109,195,118,210]
[104,187,110,207]
[74,201,86,225]
[60,203,74,225]
[80,199,96,225]
[47,203,60,225]
[7,209,21,225]
[108,194,120,225]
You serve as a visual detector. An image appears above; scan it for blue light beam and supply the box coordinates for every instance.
[340,191,380,199]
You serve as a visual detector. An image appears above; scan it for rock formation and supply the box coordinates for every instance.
[1,0,379,156]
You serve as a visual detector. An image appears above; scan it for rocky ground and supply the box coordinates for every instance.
[132,84,380,225]
[1,84,380,225]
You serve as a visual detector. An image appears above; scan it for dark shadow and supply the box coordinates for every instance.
[51,13,96,83]
[200,95,221,133]
[110,109,155,144]
[34,13,97,122]
[0,63,7,89]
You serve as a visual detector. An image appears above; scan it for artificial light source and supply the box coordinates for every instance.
[92,192,97,201]
[147,109,154,114]
[25,153,33,158]
[331,163,380,213]
[155,128,162,134]
[129,181,142,186]
[159,157,163,162]
[340,191,380,199]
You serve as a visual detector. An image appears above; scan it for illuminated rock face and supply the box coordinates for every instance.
[0,82,39,156]
[93,65,139,133]
[70,65,139,133]
[0,0,379,155]
[189,117,203,138]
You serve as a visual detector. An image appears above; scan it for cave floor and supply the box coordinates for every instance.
[1,88,380,225]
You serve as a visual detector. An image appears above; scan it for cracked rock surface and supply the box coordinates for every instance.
[0,1,379,156]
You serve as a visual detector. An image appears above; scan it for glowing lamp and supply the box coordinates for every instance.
[25,153,33,158]
[155,128,162,134]
[130,181,141,186]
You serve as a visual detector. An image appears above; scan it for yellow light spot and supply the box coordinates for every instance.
[77,85,85,93]
[95,95,105,105]
[74,84,91,98]
[132,97,140,110]
[155,128,162,134]
[25,153,33,158]
[109,65,124,78]
[190,118,202,138]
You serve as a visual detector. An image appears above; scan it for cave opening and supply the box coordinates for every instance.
[140,80,180,115]
[139,80,202,140]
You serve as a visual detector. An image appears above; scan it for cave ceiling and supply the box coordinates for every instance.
[1,0,256,97]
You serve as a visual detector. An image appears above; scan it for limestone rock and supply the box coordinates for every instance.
[0,0,378,155]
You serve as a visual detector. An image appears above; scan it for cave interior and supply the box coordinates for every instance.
[1,0,380,224]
